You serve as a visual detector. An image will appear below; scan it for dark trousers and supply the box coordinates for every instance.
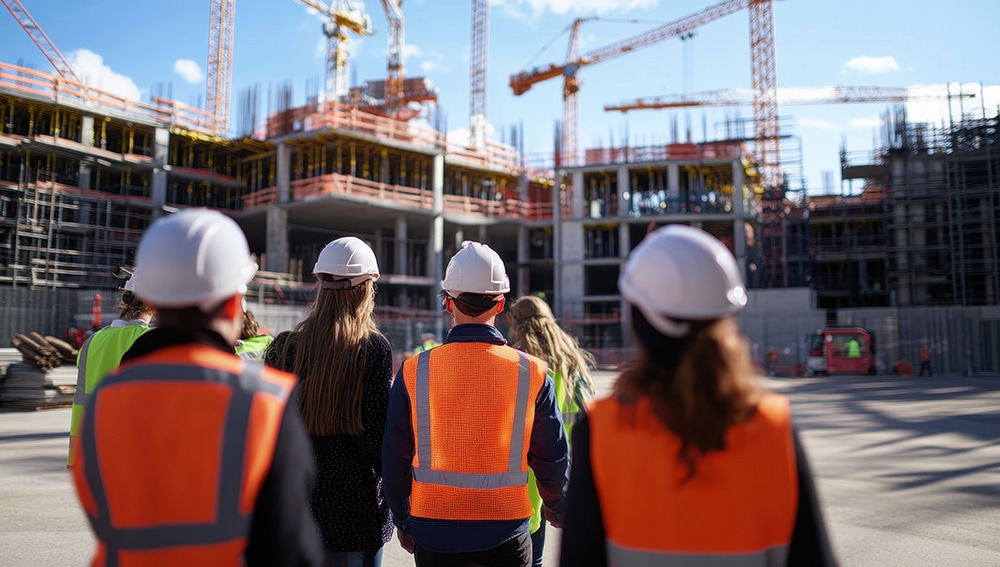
[530,526,545,567]
[415,530,532,567]
[919,361,933,376]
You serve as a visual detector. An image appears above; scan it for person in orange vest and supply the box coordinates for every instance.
[560,225,837,567]
[919,344,933,377]
[70,208,324,566]
[382,241,569,567]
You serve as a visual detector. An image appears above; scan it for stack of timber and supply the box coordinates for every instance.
[1,334,78,410]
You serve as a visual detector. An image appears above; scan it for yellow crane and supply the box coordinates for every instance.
[295,0,373,102]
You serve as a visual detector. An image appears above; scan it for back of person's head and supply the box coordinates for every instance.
[131,208,257,341]
[241,309,260,340]
[509,294,595,399]
[118,267,152,321]
[441,241,509,318]
[285,236,382,437]
[616,224,762,478]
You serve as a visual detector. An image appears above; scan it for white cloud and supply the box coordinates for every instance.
[67,49,142,101]
[174,59,203,84]
[495,0,658,19]
[849,117,883,129]
[842,56,901,75]
[419,50,449,73]
[402,44,423,60]
[798,118,838,131]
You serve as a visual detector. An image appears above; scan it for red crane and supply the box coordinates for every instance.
[604,86,969,111]
[2,0,80,82]
[510,0,779,176]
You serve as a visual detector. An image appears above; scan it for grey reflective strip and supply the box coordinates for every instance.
[73,335,95,406]
[607,541,789,567]
[412,349,531,489]
[561,411,579,425]
[81,363,281,560]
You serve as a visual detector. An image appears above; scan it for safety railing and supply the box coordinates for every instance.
[291,173,433,209]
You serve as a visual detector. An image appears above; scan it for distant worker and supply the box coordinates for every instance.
[70,208,324,566]
[266,236,395,567]
[235,309,273,361]
[560,225,837,567]
[67,269,154,467]
[847,337,861,358]
[919,344,933,377]
[766,347,780,376]
[383,241,569,567]
[507,294,595,567]
[411,332,439,354]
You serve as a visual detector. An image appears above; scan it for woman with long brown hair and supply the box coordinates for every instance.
[266,236,393,567]
[560,225,837,567]
[508,294,595,567]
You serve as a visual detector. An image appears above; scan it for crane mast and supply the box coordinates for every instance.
[207,0,236,135]
[380,0,404,116]
[470,0,489,148]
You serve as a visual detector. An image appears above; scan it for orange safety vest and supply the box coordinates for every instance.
[71,344,296,566]
[589,393,797,567]
[402,344,546,521]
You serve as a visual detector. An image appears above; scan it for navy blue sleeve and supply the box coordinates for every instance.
[527,370,570,524]
[381,367,415,533]
[245,388,324,566]
[559,413,607,567]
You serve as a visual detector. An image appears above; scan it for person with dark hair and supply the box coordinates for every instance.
[266,236,394,567]
[560,225,837,567]
[383,241,569,567]
[507,294,595,567]
[67,269,154,467]
[70,208,323,566]
[235,309,274,361]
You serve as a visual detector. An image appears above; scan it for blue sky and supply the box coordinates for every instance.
[3,0,998,194]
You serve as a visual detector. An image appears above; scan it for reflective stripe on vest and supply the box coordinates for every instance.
[79,354,290,566]
[413,349,531,489]
[607,541,789,567]
[591,394,796,567]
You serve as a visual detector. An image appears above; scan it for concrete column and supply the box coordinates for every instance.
[265,207,288,273]
[277,143,291,203]
[150,127,169,217]
[617,166,629,217]
[667,164,680,200]
[517,225,529,295]
[78,115,94,190]
[478,225,487,243]
[619,220,631,353]
[381,149,390,184]
[571,171,585,219]
[395,217,407,275]
[431,154,445,337]
[552,174,563,318]
[732,161,747,275]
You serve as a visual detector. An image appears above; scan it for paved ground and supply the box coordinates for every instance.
[2,353,999,565]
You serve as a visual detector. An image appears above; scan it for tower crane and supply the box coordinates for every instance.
[2,0,80,82]
[604,86,970,111]
[510,0,779,179]
[379,0,404,116]
[206,0,236,135]
[470,0,488,148]
[295,0,373,103]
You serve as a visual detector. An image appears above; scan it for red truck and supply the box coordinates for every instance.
[806,327,876,376]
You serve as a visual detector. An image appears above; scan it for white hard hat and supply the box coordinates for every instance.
[619,225,746,337]
[313,236,380,289]
[441,241,510,295]
[131,208,257,312]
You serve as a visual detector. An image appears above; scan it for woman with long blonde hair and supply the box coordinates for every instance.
[508,294,596,567]
[265,236,393,567]
[560,225,836,567]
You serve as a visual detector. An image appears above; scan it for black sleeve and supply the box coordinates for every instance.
[559,414,608,567]
[364,334,394,476]
[787,427,839,567]
[245,388,325,567]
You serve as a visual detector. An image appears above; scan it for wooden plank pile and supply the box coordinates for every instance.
[1,333,78,410]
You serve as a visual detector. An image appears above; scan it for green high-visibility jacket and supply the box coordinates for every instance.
[68,320,151,466]
[235,334,274,361]
[528,369,587,533]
